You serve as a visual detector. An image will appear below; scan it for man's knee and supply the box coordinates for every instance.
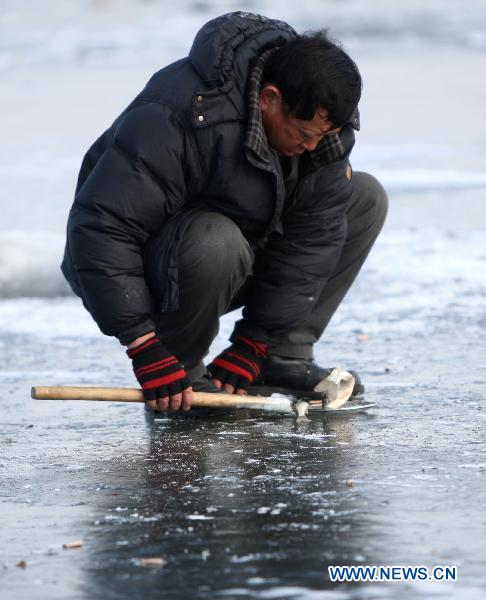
[350,171,388,231]
[179,212,253,278]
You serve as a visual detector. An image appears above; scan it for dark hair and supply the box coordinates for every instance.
[262,31,362,126]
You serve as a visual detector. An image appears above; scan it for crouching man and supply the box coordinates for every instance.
[61,12,388,413]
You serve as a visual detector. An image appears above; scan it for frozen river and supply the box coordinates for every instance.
[1,187,485,598]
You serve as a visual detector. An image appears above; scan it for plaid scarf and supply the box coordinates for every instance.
[244,47,276,160]
[244,48,347,166]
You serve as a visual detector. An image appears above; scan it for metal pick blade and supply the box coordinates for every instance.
[314,368,355,409]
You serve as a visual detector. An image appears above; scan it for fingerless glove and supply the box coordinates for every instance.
[208,336,268,391]
[127,336,190,401]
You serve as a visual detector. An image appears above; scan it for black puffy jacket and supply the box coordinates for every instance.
[61,12,357,346]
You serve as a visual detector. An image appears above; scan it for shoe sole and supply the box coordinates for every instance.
[248,382,365,399]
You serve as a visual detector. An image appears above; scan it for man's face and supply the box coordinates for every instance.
[259,85,340,156]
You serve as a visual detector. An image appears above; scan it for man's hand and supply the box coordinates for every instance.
[127,335,192,411]
[208,336,268,395]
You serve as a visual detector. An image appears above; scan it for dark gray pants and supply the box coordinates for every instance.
[151,172,388,381]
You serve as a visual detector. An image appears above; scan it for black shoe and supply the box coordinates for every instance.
[248,355,364,398]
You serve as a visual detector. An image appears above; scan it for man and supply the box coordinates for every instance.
[61,12,387,414]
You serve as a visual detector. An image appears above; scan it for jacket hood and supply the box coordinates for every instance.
[189,12,296,86]
[187,13,359,133]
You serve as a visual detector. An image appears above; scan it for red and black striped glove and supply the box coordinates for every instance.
[208,336,268,392]
[127,336,190,401]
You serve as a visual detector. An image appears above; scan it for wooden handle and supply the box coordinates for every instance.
[33,386,144,402]
[31,385,296,414]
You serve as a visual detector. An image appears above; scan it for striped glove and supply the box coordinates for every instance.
[208,336,268,391]
[127,336,190,401]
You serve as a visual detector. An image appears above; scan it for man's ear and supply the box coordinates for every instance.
[260,85,282,113]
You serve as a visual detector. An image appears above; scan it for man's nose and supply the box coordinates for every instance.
[301,138,320,152]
